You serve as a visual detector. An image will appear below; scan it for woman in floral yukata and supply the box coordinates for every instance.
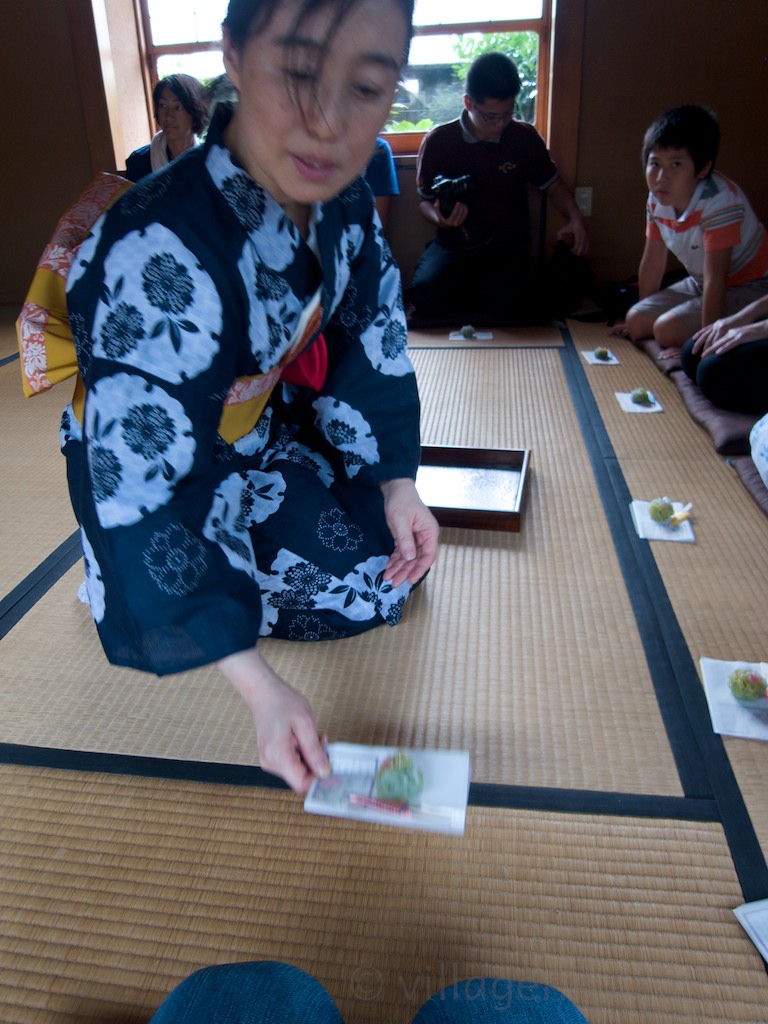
[63,0,439,793]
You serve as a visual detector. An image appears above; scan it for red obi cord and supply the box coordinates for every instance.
[279,333,328,390]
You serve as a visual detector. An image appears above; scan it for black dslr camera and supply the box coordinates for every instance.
[431,174,472,217]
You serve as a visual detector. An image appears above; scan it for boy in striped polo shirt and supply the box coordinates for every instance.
[622,105,768,354]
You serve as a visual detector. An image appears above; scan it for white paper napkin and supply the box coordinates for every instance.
[699,657,768,740]
[629,500,695,542]
[734,899,768,963]
[582,348,620,364]
[616,391,663,412]
[448,330,494,341]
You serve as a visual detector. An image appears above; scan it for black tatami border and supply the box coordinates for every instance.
[0,530,82,640]
[0,741,718,824]
[1,328,767,900]
[558,321,768,902]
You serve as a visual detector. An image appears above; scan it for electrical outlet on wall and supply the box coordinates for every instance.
[575,186,593,216]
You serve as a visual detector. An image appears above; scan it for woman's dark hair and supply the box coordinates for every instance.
[466,52,521,105]
[153,74,211,135]
[642,104,719,173]
[222,0,415,66]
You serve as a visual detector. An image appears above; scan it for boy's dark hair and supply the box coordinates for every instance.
[153,74,211,135]
[465,52,521,105]
[642,104,719,173]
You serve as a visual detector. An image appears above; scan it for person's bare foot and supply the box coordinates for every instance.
[657,346,681,360]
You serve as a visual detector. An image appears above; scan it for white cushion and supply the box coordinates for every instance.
[750,413,768,489]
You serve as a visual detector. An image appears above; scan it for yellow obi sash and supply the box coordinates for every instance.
[17,173,133,422]
[218,290,323,444]
[17,172,325,447]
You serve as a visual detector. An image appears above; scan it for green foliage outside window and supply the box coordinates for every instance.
[386,31,539,133]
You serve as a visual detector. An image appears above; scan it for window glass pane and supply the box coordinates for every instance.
[390,30,538,132]
[413,0,541,27]
[157,51,226,83]
[148,1,228,45]
[146,0,542,40]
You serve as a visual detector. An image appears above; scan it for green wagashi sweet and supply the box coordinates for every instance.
[375,750,423,803]
[460,324,476,338]
[594,346,610,360]
[728,668,767,701]
[648,496,674,523]
[631,387,652,405]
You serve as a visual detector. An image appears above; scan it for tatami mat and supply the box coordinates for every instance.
[0,305,18,359]
[727,737,768,877]
[566,318,719,463]
[408,324,564,349]
[1,765,765,1024]
[2,314,768,1022]
[615,454,767,662]
[0,348,684,796]
[0,359,78,598]
[566,320,767,661]
[566,318,768,861]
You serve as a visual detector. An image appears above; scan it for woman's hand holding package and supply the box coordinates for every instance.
[218,648,330,794]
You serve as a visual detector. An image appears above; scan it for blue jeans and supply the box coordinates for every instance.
[150,962,589,1023]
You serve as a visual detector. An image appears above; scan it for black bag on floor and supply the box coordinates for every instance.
[542,240,595,318]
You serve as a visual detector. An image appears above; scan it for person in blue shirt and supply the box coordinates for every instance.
[365,135,399,228]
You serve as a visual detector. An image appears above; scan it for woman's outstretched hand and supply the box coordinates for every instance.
[217,480,439,788]
[218,648,330,794]
[381,477,440,589]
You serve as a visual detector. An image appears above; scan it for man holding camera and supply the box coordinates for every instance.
[406,52,587,323]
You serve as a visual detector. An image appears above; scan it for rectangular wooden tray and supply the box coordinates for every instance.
[416,445,531,532]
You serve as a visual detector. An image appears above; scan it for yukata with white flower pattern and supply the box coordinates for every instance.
[63,104,422,677]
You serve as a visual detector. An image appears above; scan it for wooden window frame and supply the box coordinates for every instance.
[389,10,551,156]
[132,0,572,161]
